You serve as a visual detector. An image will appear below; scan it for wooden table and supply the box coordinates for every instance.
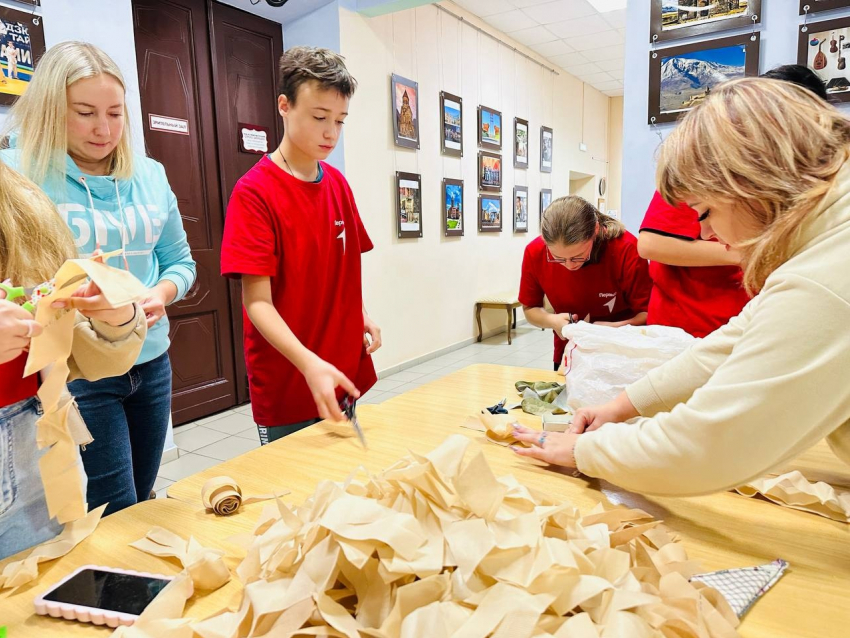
[0,499,250,636]
[166,364,850,638]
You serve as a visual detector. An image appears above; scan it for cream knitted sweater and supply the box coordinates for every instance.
[574,166,850,495]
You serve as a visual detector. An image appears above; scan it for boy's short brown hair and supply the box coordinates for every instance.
[277,46,357,104]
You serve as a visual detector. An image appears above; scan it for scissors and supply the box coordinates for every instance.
[569,313,591,324]
[340,394,367,449]
[0,280,54,314]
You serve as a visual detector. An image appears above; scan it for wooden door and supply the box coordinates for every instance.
[133,0,238,424]
[209,1,284,404]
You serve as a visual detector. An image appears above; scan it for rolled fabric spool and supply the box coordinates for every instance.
[202,476,244,516]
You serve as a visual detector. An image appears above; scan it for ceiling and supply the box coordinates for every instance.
[450,0,626,97]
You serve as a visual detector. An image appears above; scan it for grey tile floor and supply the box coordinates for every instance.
[155,325,556,497]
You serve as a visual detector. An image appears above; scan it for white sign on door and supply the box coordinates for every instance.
[149,114,189,136]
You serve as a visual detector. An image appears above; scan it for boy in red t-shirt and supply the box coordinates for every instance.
[221,47,381,444]
[638,191,750,337]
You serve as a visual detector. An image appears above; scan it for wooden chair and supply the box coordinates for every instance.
[475,293,522,345]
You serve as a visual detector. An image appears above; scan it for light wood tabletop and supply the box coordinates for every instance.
[0,499,249,636]
[165,363,850,638]
[2,364,847,636]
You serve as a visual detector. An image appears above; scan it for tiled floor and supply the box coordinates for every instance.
[155,325,557,497]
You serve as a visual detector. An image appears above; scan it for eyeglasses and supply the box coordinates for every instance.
[546,246,592,264]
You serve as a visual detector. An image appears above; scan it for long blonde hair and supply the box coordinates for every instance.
[0,161,76,286]
[541,195,624,250]
[657,78,850,293]
[3,41,134,185]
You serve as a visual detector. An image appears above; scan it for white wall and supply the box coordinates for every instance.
[0,0,145,149]
[607,95,623,216]
[339,1,614,372]
[621,1,850,233]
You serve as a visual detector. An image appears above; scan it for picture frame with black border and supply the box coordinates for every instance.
[648,32,760,125]
[478,150,502,192]
[797,16,850,103]
[396,171,422,239]
[650,0,762,44]
[540,188,552,226]
[514,117,529,169]
[513,186,529,233]
[478,104,502,151]
[440,91,463,157]
[391,73,420,150]
[478,194,502,233]
[540,126,553,173]
[800,1,850,15]
[442,178,464,237]
[0,5,46,107]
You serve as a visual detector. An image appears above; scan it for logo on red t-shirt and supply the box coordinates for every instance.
[335,220,346,253]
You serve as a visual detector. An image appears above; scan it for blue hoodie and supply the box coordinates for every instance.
[1,150,196,365]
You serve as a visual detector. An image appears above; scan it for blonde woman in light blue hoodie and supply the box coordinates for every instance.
[2,42,196,515]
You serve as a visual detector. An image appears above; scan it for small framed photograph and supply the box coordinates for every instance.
[540,126,553,173]
[649,33,760,125]
[597,197,606,214]
[396,171,422,239]
[650,0,762,44]
[798,16,850,102]
[514,117,529,169]
[478,150,502,192]
[478,195,502,233]
[800,1,850,15]
[478,104,502,150]
[0,5,46,107]
[442,178,463,237]
[391,73,419,150]
[540,188,553,226]
[440,91,462,157]
[513,186,529,233]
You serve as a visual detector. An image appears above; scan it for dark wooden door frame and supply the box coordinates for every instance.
[208,0,284,405]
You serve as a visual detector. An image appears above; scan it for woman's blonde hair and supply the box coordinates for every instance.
[0,161,76,286]
[657,77,850,294]
[541,195,625,251]
[3,41,134,185]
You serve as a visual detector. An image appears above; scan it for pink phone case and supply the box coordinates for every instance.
[33,564,179,628]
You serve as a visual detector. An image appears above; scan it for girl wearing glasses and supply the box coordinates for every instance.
[518,196,652,370]
[511,79,850,495]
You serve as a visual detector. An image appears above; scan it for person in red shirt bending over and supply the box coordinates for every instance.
[221,46,381,445]
[638,192,749,337]
[519,196,652,370]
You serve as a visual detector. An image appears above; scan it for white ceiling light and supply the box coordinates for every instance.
[586,0,628,12]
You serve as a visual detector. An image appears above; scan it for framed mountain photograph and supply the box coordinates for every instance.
[648,32,761,124]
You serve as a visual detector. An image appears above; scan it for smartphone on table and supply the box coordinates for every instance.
[33,565,181,628]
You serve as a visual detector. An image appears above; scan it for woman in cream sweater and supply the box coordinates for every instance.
[512,77,850,495]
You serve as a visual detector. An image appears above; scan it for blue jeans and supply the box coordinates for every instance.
[69,352,172,516]
[0,397,78,560]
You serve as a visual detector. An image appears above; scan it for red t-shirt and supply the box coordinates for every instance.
[221,156,377,427]
[519,233,652,363]
[640,192,751,338]
[0,353,37,409]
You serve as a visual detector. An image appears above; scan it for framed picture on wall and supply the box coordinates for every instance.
[540,126,553,173]
[650,1,762,44]
[396,171,422,238]
[800,1,850,15]
[478,104,502,150]
[648,32,761,125]
[514,117,529,169]
[391,73,420,149]
[597,198,606,214]
[513,186,529,233]
[540,188,553,226]
[0,5,46,107]
[478,195,502,233]
[478,150,502,192]
[440,91,462,157]
[443,178,464,237]
[798,16,850,102]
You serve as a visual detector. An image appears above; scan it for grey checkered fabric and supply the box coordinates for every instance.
[690,559,789,617]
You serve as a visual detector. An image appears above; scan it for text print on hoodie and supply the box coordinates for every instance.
[1,150,197,365]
